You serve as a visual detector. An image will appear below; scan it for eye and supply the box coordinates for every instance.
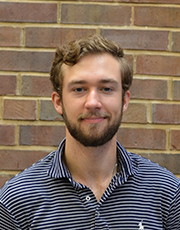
[103,87,112,92]
[100,87,113,93]
[74,87,84,92]
[72,87,87,95]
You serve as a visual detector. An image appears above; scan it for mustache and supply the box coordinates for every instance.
[77,111,111,120]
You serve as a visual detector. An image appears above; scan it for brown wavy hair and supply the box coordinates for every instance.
[50,35,133,98]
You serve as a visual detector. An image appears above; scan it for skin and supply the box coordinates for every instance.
[52,53,130,201]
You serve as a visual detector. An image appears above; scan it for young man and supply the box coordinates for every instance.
[0,35,180,229]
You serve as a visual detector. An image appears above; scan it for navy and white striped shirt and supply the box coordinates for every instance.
[0,139,180,230]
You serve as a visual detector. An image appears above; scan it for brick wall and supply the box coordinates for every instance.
[0,0,180,187]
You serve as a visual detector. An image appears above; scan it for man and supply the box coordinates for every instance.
[0,35,180,229]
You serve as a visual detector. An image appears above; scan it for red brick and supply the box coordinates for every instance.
[118,0,180,3]
[117,128,166,149]
[40,100,63,121]
[19,125,66,146]
[0,75,16,95]
[0,51,54,72]
[21,76,52,97]
[0,27,21,47]
[134,6,180,28]
[101,29,169,51]
[173,81,180,101]
[85,0,114,1]
[3,99,36,120]
[171,130,180,150]
[130,79,168,100]
[153,104,180,124]
[0,2,57,23]
[139,153,180,174]
[61,3,131,26]
[0,150,48,170]
[122,103,147,124]
[0,100,2,117]
[172,32,180,52]
[25,28,96,48]
[124,55,134,69]
[136,55,180,76]
[0,125,15,146]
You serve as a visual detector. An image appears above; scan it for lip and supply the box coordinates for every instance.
[82,117,105,124]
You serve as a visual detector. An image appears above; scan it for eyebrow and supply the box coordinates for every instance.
[68,80,87,86]
[99,78,118,84]
[67,80,87,90]
[68,78,118,87]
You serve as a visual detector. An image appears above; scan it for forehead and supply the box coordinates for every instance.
[62,53,122,85]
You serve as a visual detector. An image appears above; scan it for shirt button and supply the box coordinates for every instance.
[86,195,91,202]
[97,211,100,217]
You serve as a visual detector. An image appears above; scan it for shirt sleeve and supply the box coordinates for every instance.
[0,201,21,230]
[165,183,180,230]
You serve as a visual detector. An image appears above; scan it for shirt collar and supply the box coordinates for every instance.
[48,138,136,184]
[48,138,71,179]
[116,141,135,186]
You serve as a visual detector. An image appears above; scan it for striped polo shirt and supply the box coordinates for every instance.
[0,139,180,230]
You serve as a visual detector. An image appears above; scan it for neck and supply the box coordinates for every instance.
[63,130,118,201]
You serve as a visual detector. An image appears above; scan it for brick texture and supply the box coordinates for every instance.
[124,55,134,68]
[0,75,16,95]
[130,79,168,100]
[0,0,180,182]
[173,81,180,101]
[3,99,36,120]
[0,27,21,47]
[40,100,63,121]
[118,0,180,3]
[0,51,54,72]
[0,100,2,118]
[25,28,96,48]
[101,30,169,51]
[0,125,15,146]
[21,76,52,97]
[122,103,147,123]
[134,6,180,27]
[0,2,57,22]
[19,125,66,146]
[171,130,180,150]
[136,55,180,76]
[153,104,180,124]
[61,4,131,25]
[0,150,48,170]
[172,32,180,52]
[117,128,166,150]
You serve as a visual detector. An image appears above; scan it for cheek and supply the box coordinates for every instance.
[108,99,122,113]
[63,100,81,117]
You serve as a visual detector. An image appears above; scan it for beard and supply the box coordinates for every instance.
[62,103,123,147]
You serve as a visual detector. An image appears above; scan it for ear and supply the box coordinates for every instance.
[123,90,130,113]
[52,92,63,115]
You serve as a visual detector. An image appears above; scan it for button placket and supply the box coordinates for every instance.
[96,210,100,217]
[95,204,101,218]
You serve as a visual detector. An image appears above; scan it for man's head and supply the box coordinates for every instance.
[50,35,133,99]
[51,35,133,147]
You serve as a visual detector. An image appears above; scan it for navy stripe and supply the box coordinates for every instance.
[0,139,180,229]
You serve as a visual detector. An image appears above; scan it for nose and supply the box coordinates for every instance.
[85,89,102,110]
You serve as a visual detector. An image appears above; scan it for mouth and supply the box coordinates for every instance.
[82,116,106,124]
[78,112,111,124]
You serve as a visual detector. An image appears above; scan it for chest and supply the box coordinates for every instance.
[19,185,166,230]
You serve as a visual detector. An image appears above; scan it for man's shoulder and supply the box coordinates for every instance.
[0,150,56,196]
[129,151,180,186]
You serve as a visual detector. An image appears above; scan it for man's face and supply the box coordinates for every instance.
[59,53,129,147]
